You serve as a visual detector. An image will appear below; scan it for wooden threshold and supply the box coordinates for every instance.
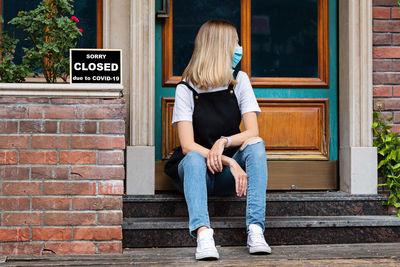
[155,160,338,191]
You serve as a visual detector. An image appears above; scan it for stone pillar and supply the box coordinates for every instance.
[339,0,377,194]
[126,0,155,194]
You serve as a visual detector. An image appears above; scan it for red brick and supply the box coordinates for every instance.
[0,151,17,165]
[98,181,124,195]
[0,228,30,241]
[71,166,124,180]
[374,47,400,58]
[60,151,97,164]
[20,151,57,164]
[0,197,30,210]
[393,59,400,70]
[0,135,30,149]
[101,99,125,104]
[31,135,69,149]
[0,106,27,119]
[99,121,125,134]
[374,20,400,32]
[32,227,72,241]
[32,197,70,210]
[44,242,95,254]
[31,166,69,180]
[0,97,48,104]
[51,98,99,104]
[44,212,96,226]
[391,124,400,133]
[0,243,42,255]
[71,136,125,149]
[373,0,398,6]
[74,227,122,240]
[374,72,400,84]
[0,121,18,133]
[373,7,391,18]
[98,151,124,165]
[374,59,392,71]
[72,197,122,210]
[29,105,75,119]
[394,86,400,96]
[97,242,122,254]
[392,7,400,18]
[43,182,96,195]
[77,105,125,119]
[374,99,400,110]
[0,166,29,180]
[394,112,400,123]
[393,34,400,45]
[60,121,97,134]
[97,212,123,225]
[2,212,42,226]
[373,33,392,45]
[2,182,42,196]
[20,120,57,133]
[373,86,392,97]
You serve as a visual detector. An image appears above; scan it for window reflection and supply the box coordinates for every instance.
[251,0,318,78]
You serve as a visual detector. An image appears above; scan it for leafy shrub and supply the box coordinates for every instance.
[373,111,400,216]
[0,16,33,82]
[8,0,82,82]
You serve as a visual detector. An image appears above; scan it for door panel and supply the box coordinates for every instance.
[155,0,338,190]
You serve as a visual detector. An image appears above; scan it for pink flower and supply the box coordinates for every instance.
[70,16,79,23]
[79,28,83,33]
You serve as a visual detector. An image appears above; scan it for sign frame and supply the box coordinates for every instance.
[69,48,123,84]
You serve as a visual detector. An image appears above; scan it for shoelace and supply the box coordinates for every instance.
[249,232,267,246]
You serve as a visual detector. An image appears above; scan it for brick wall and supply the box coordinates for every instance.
[373,0,400,133]
[0,97,126,255]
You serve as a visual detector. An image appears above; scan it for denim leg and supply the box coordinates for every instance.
[177,151,211,237]
[235,140,268,232]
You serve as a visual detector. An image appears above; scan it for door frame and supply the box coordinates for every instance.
[124,0,377,195]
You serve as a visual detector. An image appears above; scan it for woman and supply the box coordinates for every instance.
[165,20,270,260]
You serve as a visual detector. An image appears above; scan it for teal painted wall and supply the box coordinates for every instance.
[154,0,338,161]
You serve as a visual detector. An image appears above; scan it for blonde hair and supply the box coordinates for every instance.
[182,20,238,90]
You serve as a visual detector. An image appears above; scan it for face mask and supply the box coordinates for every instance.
[232,45,243,68]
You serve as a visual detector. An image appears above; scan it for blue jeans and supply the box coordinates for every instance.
[173,140,268,238]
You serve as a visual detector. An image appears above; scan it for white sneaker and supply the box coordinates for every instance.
[195,228,219,260]
[247,224,271,254]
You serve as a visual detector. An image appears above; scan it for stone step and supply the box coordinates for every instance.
[123,192,389,218]
[122,215,400,248]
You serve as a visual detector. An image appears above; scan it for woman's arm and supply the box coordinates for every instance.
[207,111,259,170]
[228,111,259,147]
[177,121,235,169]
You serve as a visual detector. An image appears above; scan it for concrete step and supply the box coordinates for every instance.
[122,215,400,247]
[123,192,389,218]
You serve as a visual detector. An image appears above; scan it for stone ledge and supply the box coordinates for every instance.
[0,83,124,98]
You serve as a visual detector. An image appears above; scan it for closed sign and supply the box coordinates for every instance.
[70,49,122,84]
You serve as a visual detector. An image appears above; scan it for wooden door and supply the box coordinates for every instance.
[154,0,338,190]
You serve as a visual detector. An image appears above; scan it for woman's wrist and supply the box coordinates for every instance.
[220,136,232,147]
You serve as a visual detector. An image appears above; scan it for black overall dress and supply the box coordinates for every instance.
[164,69,242,180]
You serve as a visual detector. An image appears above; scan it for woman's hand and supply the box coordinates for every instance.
[207,138,227,174]
[229,159,248,197]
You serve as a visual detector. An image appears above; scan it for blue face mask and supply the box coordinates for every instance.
[232,46,243,68]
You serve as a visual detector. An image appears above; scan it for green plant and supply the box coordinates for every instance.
[8,0,82,83]
[373,111,400,216]
[0,16,33,82]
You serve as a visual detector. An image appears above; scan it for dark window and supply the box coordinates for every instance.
[1,0,99,65]
[251,0,318,78]
[172,0,241,76]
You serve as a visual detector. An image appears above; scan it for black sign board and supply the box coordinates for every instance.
[70,49,122,84]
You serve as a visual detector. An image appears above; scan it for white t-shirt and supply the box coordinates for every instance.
[172,71,261,127]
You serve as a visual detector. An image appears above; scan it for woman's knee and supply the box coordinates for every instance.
[240,137,266,158]
[182,151,206,169]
